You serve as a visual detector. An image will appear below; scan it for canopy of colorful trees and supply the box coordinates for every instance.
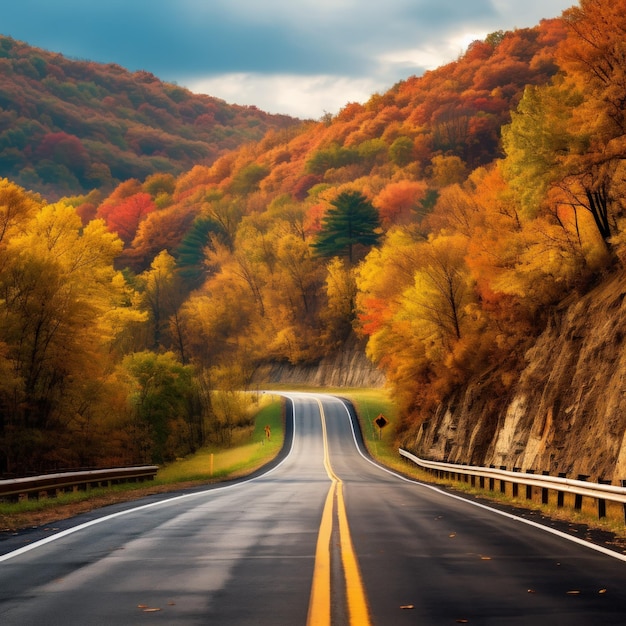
[2,0,625,474]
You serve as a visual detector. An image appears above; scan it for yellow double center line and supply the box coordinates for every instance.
[307,399,372,626]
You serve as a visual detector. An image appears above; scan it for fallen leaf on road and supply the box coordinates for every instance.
[143,608,161,612]
[480,556,491,560]
[400,605,414,609]
[599,589,607,594]
[566,590,581,595]
[449,533,456,538]
[527,589,535,594]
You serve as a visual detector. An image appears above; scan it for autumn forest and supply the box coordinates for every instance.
[1,0,625,475]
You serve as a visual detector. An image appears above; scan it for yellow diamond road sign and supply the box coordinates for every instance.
[374,414,389,429]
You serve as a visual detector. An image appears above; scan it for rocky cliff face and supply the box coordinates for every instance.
[253,334,386,389]
[405,272,626,484]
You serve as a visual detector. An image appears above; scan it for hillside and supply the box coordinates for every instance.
[0,35,299,199]
[82,17,567,275]
[3,0,626,477]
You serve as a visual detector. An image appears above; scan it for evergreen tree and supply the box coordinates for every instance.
[174,217,225,286]
[313,190,381,263]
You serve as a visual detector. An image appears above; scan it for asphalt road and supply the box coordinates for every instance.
[1,392,626,625]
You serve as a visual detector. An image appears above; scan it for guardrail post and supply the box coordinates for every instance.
[598,478,610,519]
[575,475,589,510]
[489,465,495,491]
[500,466,507,494]
[622,480,626,523]
[525,469,534,500]
[512,468,520,498]
[557,473,567,508]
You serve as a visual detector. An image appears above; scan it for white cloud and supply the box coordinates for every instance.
[185,26,496,120]
[185,73,383,120]
[450,31,491,56]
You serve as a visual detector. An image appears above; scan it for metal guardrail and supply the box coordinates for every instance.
[399,449,626,521]
[0,466,159,502]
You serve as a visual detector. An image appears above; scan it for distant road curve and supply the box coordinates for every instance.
[1,392,626,625]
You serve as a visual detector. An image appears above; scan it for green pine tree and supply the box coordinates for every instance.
[312,190,381,263]
[174,217,225,286]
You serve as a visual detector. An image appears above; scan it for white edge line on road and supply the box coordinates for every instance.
[0,396,297,564]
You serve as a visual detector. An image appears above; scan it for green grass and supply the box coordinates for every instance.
[157,399,284,483]
[338,388,399,461]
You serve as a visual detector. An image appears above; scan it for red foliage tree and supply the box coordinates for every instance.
[97,192,156,245]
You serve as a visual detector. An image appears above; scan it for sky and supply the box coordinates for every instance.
[1,1,576,120]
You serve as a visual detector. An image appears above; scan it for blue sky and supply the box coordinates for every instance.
[1,1,575,119]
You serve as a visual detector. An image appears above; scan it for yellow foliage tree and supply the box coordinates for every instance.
[138,250,183,350]
[0,198,145,472]
[0,178,39,249]
[399,233,475,352]
[320,257,357,347]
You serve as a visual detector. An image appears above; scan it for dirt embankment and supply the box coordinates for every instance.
[406,272,626,483]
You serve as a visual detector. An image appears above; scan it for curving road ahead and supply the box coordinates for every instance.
[2,392,626,625]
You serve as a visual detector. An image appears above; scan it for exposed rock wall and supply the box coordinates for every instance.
[252,334,385,389]
[406,272,626,483]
